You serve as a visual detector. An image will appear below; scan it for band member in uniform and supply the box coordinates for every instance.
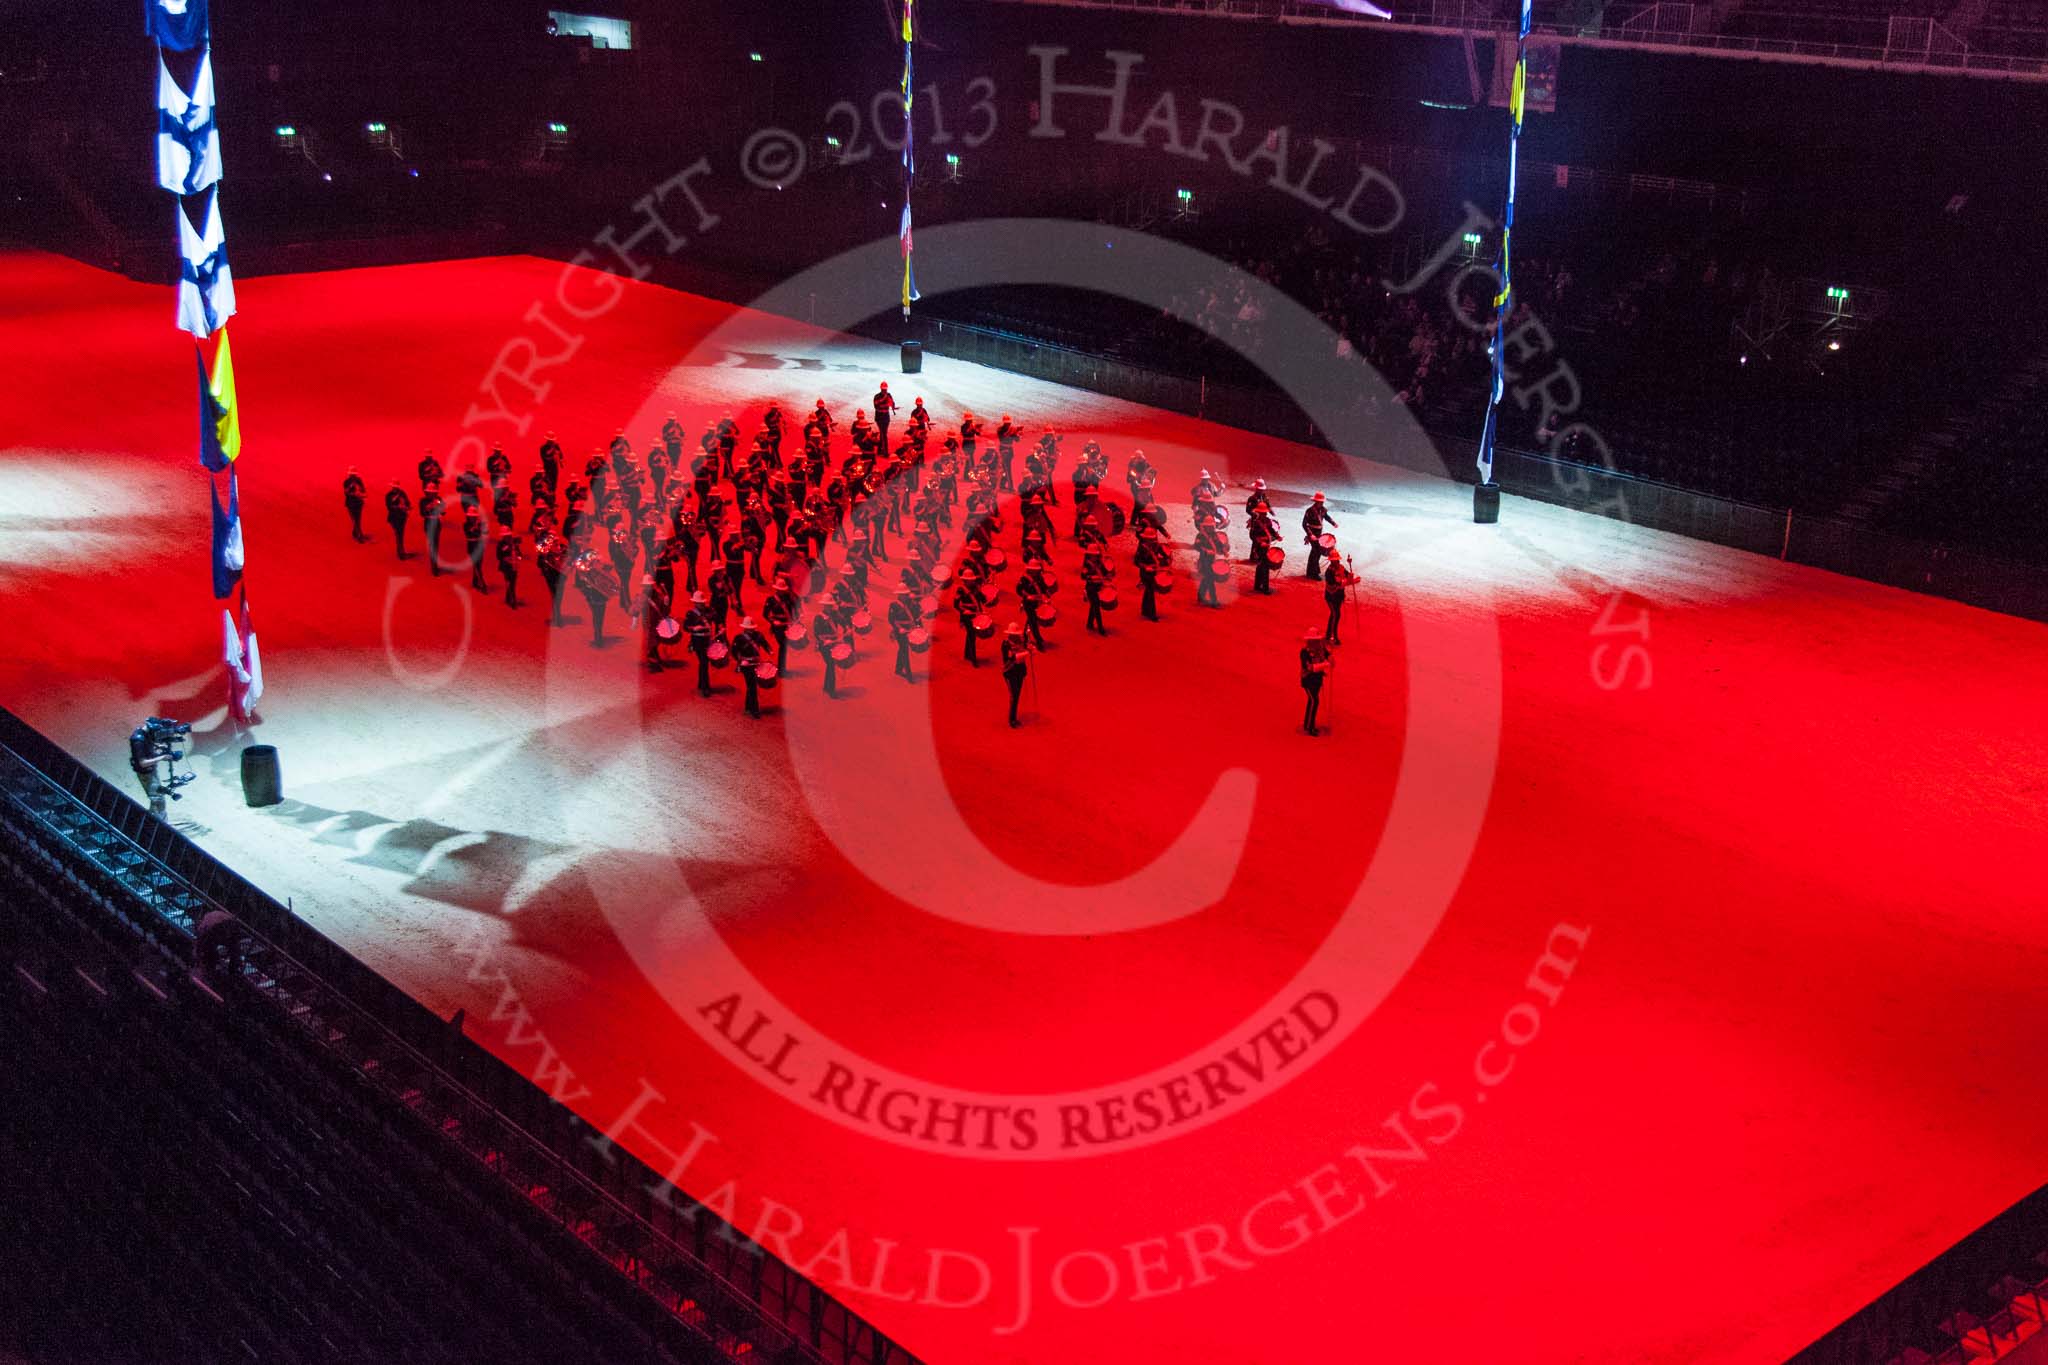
[1300,629,1333,736]
[679,589,715,695]
[764,575,799,673]
[1081,545,1114,635]
[872,381,896,451]
[1249,504,1280,595]
[1016,561,1054,649]
[1244,477,1271,526]
[1001,623,1031,728]
[910,395,929,430]
[662,412,685,465]
[731,616,772,717]
[1303,492,1339,580]
[537,532,569,625]
[641,575,672,672]
[1321,550,1356,644]
[487,444,512,489]
[954,571,990,666]
[538,431,562,492]
[496,530,523,607]
[722,532,748,613]
[996,414,1022,491]
[607,515,638,610]
[493,481,517,533]
[959,411,982,471]
[886,585,920,682]
[385,480,412,560]
[420,486,446,575]
[463,508,490,592]
[812,610,846,698]
[1134,526,1169,622]
[343,467,369,542]
[576,550,619,646]
[418,448,444,491]
[1194,514,1228,608]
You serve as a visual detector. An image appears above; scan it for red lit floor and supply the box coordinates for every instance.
[3,250,2046,1364]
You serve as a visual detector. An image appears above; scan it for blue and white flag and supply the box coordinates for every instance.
[157,49,220,195]
[210,468,244,599]
[145,0,209,52]
[177,190,236,339]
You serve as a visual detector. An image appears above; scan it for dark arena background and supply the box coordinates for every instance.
[4,1,2048,1362]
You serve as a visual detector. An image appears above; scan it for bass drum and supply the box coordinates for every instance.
[971,613,996,639]
[784,622,808,647]
[908,627,932,654]
[754,661,780,690]
[1097,584,1119,611]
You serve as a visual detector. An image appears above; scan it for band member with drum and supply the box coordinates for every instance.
[764,575,800,673]
[463,509,490,592]
[731,616,772,718]
[1195,516,1229,608]
[809,610,845,698]
[959,411,982,469]
[1245,477,1271,524]
[1300,629,1333,736]
[1126,451,1157,521]
[385,480,412,560]
[762,402,785,464]
[418,448,444,491]
[455,466,484,516]
[721,533,748,613]
[642,574,673,672]
[1303,492,1339,580]
[495,530,522,608]
[343,467,370,542]
[1016,562,1055,649]
[1081,545,1115,635]
[1322,550,1357,644]
[954,572,990,666]
[683,589,716,696]
[1249,505,1281,594]
[421,486,446,576]
[1002,623,1031,728]
[1134,527,1169,622]
[887,586,920,682]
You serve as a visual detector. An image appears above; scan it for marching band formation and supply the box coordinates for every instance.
[341,383,1362,733]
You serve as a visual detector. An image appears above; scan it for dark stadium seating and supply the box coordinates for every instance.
[0,716,920,1365]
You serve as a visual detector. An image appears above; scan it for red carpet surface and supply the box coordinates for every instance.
[3,249,2047,1364]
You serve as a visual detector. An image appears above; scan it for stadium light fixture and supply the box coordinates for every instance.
[947,152,961,168]
[275,124,296,137]
[548,122,568,134]
[366,121,387,133]
[749,51,764,62]
[1463,232,1483,246]
[826,135,841,148]
[1177,188,1193,205]
[1826,286,1849,302]
[1826,340,1841,351]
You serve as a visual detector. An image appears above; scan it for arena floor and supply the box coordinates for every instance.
[4,248,2047,1365]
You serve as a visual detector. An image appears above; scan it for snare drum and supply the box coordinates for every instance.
[1097,584,1119,611]
[1151,571,1174,592]
[919,594,940,616]
[1317,533,1337,551]
[654,616,683,645]
[830,642,855,665]
[754,661,780,690]
[1034,604,1058,626]
[971,613,995,639]
[931,563,954,585]
[985,548,1008,572]
[851,609,874,635]
[908,627,932,654]
[784,622,808,647]
[707,639,730,667]
[1265,544,1285,566]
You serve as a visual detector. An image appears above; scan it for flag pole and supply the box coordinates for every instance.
[1473,0,1530,525]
